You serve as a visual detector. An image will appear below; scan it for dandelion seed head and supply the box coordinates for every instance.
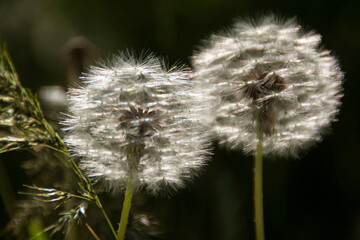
[192,15,343,157]
[63,53,212,194]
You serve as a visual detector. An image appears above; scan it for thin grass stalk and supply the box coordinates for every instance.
[85,223,101,240]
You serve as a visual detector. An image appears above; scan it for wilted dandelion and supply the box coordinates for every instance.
[63,53,212,239]
[192,15,343,240]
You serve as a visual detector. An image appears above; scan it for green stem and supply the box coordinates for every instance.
[116,175,135,240]
[96,198,117,239]
[254,110,265,240]
[85,223,101,240]
[68,158,117,239]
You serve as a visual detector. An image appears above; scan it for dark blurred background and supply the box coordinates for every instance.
[0,0,359,239]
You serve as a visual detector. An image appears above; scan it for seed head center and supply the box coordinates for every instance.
[118,106,163,139]
[242,65,286,102]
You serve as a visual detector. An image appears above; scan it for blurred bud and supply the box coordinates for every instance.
[62,36,98,86]
[38,85,67,121]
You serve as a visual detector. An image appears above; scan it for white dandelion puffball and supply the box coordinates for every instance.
[63,54,212,193]
[192,15,343,157]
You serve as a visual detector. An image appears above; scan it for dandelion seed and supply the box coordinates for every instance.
[192,15,343,157]
[63,53,211,194]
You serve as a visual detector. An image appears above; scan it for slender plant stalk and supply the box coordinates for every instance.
[96,196,117,239]
[85,223,101,240]
[254,110,265,240]
[72,158,117,239]
[116,174,135,240]
[55,150,117,239]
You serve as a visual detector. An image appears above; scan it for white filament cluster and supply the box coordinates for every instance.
[63,54,212,194]
[192,16,343,157]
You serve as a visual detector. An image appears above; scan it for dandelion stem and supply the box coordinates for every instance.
[254,110,265,240]
[116,173,135,240]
